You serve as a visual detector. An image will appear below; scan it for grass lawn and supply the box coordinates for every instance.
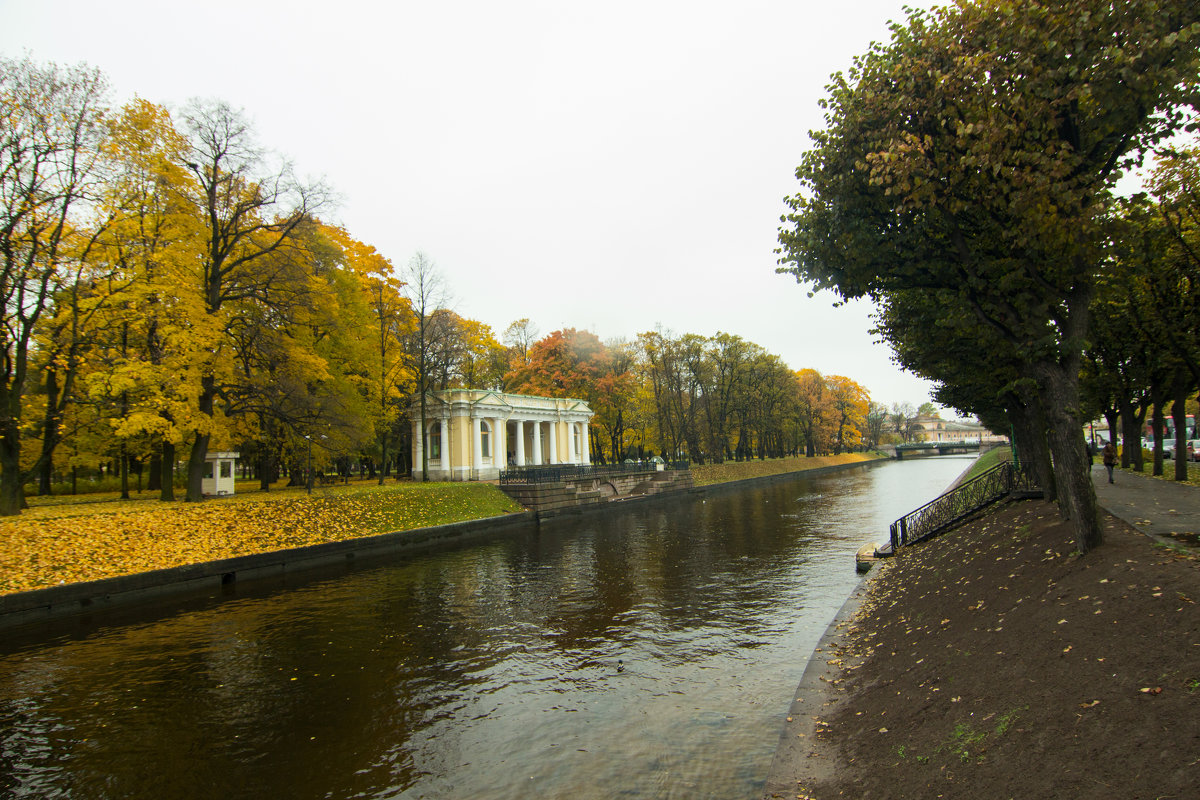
[1120,455,1200,485]
[955,443,1012,483]
[1,480,522,595]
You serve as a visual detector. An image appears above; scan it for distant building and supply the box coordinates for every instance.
[410,389,594,481]
[911,415,1006,444]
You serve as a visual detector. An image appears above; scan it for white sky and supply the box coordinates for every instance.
[2,0,945,409]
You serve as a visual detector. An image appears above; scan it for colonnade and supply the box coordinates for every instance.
[410,390,594,481]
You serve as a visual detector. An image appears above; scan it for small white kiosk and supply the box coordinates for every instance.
[202,451,240,496]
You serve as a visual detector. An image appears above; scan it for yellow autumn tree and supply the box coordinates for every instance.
[793,368,835,457]
[79,98,209,500]
[322,224,411,482]
[826,375,870,454]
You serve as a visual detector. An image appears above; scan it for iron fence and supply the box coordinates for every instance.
[889,460,1038,550]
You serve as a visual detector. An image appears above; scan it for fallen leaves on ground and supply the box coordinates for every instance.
[0,482,523,595]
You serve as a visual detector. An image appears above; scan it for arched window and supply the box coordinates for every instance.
[428,422,441,459]
[480,420,491,459]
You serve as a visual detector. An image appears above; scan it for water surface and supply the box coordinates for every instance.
[0,456,974,799]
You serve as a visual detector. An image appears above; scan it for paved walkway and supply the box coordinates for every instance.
[1092,462,1200,544]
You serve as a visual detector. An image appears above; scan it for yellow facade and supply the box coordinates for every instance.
[411,390,594,481]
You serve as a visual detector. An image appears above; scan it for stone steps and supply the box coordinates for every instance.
[499,470,693,513]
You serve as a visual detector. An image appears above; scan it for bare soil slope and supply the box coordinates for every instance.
[790,500,1200,799]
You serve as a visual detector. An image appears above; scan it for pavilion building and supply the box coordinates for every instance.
[911,414,1006,444]
[410,389,593,481]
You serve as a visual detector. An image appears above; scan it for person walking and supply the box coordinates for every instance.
[1102,441,1117,484]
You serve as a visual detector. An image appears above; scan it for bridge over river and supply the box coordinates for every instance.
[0,455,977,800]
[894,440,1002,458]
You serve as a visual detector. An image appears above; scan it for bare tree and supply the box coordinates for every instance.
[400,252,450,481]
[889,401,919,443]
[503,317,539,365]
[0,56,109,515]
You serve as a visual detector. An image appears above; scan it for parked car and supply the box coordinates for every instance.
[1163,441,1175,459]
[1188,440,1200,461]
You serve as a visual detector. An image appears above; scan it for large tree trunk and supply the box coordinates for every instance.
[186,433,210,502]
[34,366,64,496]
[1171,379,1189,481]
[0,416,23,517]
[185,377,216,502]
[119,445,130,501]
[37,458,53,497]
[1033,362,1103,553]
[1119,399,1144,472]
[258,449,273,491]
[160,441,175,502]
[148,451,162,491]
[1149,398,1167,477]
[1010,393,1056,504]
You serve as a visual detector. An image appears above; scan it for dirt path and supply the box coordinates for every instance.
[764,491,1200,799]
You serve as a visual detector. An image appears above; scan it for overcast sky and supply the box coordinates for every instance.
[3,0,947,409]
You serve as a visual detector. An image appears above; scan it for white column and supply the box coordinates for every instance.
[412,418,423,477]
[439,416,450,474]
[532,421,543,465]
[548,421,558,465]
[515,420,526,466]
[493,417,505,468]
[581,422,591,465]
[570,423,580,464]
[472,416,483,473]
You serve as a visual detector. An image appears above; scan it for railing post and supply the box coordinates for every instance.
[899,516,908,546]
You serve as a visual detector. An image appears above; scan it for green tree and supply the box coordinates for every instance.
[779,0,1199,552]
[1148,147,1200,478]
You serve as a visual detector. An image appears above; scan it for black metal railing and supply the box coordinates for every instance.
[499,461,689,486]
[889,460,1038,550]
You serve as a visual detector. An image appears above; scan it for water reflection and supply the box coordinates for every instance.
[0,456,974,799]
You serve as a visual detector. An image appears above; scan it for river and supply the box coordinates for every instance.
[0,455,975,799]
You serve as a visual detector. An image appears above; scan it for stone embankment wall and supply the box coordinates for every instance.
[499,469,695,516]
